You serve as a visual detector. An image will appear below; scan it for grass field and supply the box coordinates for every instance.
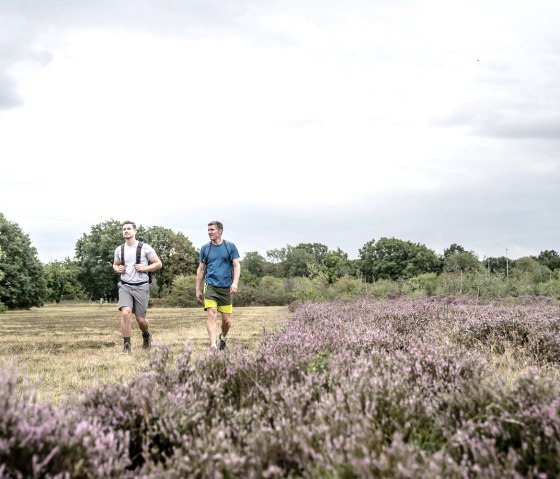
[0,302,291,404]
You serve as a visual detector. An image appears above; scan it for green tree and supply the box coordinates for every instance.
[0,246,5,313]
[141,226,198,293]
[484,256,508,275]
[358,237,442,282]
[443,243,466,259]
[0,246,4,282]
[0,213,47,309]
[537,250,560,271]
[242,251,268,278]
[266,247,287,264]
[75,219,123,301]
[43,259,86,303]
[282,246,316,277]
[293,243,329,263]
[443,251,482,273]
[321,248,355,283]
[512,256,551,284]
[268,243,332,278]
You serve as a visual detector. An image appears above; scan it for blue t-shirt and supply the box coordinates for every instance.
[200,240,240,288]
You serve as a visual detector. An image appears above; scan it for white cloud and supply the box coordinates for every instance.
[1,0,560,263]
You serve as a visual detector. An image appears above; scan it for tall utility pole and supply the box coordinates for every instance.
[505,248,509,279]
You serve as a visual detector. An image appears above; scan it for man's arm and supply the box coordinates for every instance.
[230,258,241,294]
[113,255,124,274]
[135,254,162,273]
[195,262,205,302]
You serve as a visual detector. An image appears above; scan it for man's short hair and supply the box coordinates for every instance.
[121,220,137,230]
[208,220,223,231]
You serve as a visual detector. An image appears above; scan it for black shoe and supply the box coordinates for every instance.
[218,334,227,351]
[142,332,152,350]
[123,342,131,354]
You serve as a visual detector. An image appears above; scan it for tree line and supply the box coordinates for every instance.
[1,212,560,310]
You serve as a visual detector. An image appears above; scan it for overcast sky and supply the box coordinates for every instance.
[1,0,559,263]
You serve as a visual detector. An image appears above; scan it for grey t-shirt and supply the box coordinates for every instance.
[114,241,156,284]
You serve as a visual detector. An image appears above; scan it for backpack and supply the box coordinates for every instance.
[121,241,152,284]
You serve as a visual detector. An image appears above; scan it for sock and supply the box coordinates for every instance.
[123,336,131,344]
[142,331,150,338]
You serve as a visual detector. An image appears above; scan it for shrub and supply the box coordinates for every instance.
[4,297,560,477]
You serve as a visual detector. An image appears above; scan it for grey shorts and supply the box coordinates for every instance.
[118,282,150,317]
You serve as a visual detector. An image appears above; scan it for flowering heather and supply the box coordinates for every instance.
[2,297,560,477]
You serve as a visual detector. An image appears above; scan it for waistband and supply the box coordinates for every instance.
[120,280,149,286]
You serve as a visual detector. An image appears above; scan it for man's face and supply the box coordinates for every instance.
[122,224,135,239]
[208,225,222,241]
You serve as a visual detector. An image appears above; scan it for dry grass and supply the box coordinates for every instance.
[0,303,291,404]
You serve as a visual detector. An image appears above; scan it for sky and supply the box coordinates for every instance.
[1,0,559,263]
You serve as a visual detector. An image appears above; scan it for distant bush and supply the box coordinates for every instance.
[164,274,198,307]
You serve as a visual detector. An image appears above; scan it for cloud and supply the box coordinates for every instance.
[1,0,560,264]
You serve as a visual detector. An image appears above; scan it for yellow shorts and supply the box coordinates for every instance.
[204,284,233,313]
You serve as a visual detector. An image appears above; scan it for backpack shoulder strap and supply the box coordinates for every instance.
[136,242,144,264]
[202,241,213,264]
[120,244,125,266]
[223,240,233,262]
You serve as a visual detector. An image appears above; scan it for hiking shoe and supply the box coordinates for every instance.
[218,334,227,351]
[142,332,152,350]
[123,342,131,354]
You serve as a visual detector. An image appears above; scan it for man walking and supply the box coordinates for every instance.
[195,221,241,352]
[113,220,162,353]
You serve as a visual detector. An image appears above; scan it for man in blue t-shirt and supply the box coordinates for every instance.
[195,221,241,352]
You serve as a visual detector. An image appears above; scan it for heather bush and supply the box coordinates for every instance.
[3,297,560,477]
[451,301,560,364]
[0,366,130,478]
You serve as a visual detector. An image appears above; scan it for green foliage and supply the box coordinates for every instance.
[321,248,355,283]
[75,219,123,301]
[443,243,466,258]
[407,273,438,296]
[0,213,47,309]
[537,249,560,271]
[513,256,552,284]
[282,246,316,277]
[253,276,289,305]
[359,237,442,282]
[290,276,329,302]
[241,251,268,283]
[485,256,508,275]
[43,259,86,303]
[329,275,365,298]
[0,245,4,282]
[141,226,198,294]
[165,274,198,307]
[443,251,482,274]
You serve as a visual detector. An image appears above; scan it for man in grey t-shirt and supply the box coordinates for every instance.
[113,220,162,353]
